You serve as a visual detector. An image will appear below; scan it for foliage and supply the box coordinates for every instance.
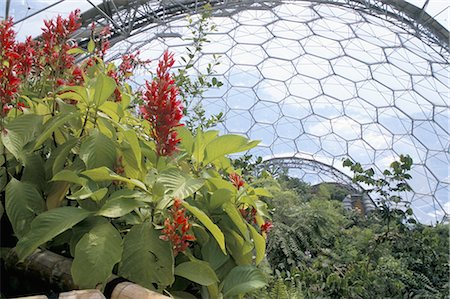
[173,4,224,132]
[0,12,269,297]
[254,159,449,298]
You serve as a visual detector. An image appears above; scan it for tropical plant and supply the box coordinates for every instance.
[0,11,270,298]
[256,159,449,298]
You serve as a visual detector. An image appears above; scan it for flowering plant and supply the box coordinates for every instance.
[0,11,271,297]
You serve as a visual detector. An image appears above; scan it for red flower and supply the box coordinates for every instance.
[0,18,35,115]
[140,51,184,156]
[229,173,245,190]
[261,221,273,234]
[160,199,196,256]
[40,10,81,73]
[16,102,28,111]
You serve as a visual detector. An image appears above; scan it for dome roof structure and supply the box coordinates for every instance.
[6,0,449,223]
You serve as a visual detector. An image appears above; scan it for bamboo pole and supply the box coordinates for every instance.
[111,282,170,299]
[5,248,171,298]
[5,248,77,290]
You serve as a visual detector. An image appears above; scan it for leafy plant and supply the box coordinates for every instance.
[257,159,449,298]
[0,12,269,297]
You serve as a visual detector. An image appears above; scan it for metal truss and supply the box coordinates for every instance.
[15,1,447,57]
[259,156,364,193]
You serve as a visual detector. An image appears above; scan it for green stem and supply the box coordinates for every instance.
[79,107,90,137]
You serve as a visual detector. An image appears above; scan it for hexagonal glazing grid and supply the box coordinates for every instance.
[106,1,449,223]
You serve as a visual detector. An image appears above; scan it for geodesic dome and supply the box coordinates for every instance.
[7,0,449,223]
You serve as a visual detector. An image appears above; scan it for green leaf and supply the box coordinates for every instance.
[67,186,108,202]
[22,153,46,191]
[248,224,265,265]
[119,222,174,289]
[223,202,250,240]
[206,177,236,192]
[221,265,266,297]
[210,188,232,210]
[46,181,70,210]
[87,39,95,53]
[204,135,259,165]
[1,114,43,160]
[5,178,45,238]
[93,73,116,106]
[52,169,87,186]
[183,201,226,254]
[72,222,123,288]
[98,102,123,121]
[69,216,108,256]
[176,126,194,155]
[158,168,204,200]
[175,260,218,286]
[59,87,89,104]
[193,130,219,166]
[67,47,85,55]
[0,167,6,192]
[253,188,272,198]
[223,228,253,265]
[96,198,145,218]
[79,130,116,169]
[81,166,147,190]
[201,236,229,271]
[51,138,79,175]
[34,112,79,150]
[123,130,142,171]
[16,207,92,261]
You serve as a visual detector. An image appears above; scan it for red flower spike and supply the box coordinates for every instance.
[140,51,184,157]
[160,198,196,256]
[229,173,245,190]
[0,18,36,114]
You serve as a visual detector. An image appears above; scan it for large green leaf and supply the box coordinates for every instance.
[192,130,219,166]
[96,197,145,218]
[123,130,142,171]
[118,222,174,289]
[93,73,116,106]
[22,153,46,191]
[222,228,253,265]
[204,135,259,165]
[52,169,87,186]
[223,202,250,241]
[72,222,123,288]
[81,166,147,190]
[158,168,204,200]
[183,202,226,254]
[175,260,218,286]
[33,112,79,150]
[176,126,194,155]
[5,178,45,238]
[16,207,92,261]
[46,181,70,210]
[79,130,116,169]
[201,236,229,271]
[221,265,266,297]
[50,138,79,175]
[209,188,232,210]
[1,114,43,161]
[99,102,121,121]
[69,216,108,256]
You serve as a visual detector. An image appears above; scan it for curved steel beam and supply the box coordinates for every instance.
[70,0,448,56]
[259,155,365,193]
